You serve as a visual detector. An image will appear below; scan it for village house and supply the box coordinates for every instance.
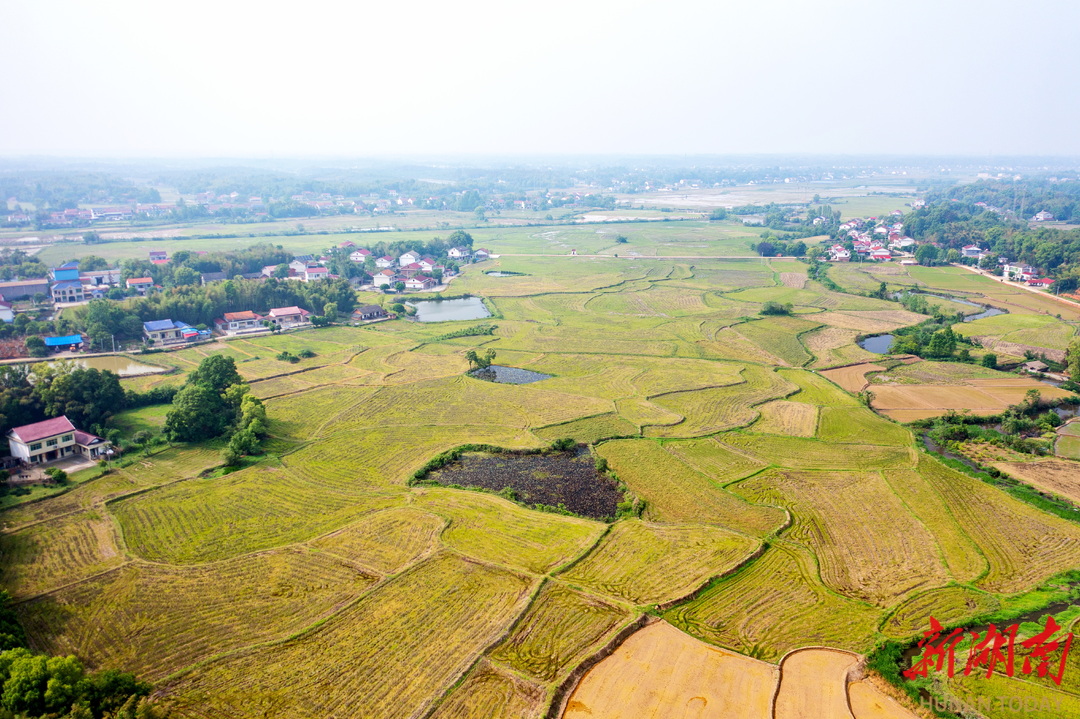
[80,269,121,287]
[214,310,264,333]
[148,250,168,262]
[267,306,311,328]
[352,305,388,321]
[1004,264,1038,281]
[829,245,851,262]
[961,245,984,258]
[126,277,155,295]
[6,416,112,465]
[404,276,437,291]
[869,248,893,262]
[399,262,423,278]
[1033,211,1054,222]
[0,300,13,323]
[51,280,84,303]
[375,256,395,269]
[200,271,228,285]
[349,249,372,263]
[417,257,437,272]
[1027,278,1055,289]
[1022,360,1049,374]
[399,251,420,266]
[303,266,329,282]
[143,319,201,345]
[447,246,470,260]
[373,269,398,287]
[473,248,491,260]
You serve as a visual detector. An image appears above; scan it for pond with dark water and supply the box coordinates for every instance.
[485,271,527,277]
[858,334,895,354]
[469,365,552,385]
[409,297,491,322]
[429,449,622,520]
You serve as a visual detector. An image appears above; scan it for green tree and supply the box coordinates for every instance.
[79,256,111,271]
[171,266,200,287]
[34,367,124,430]
[915,244,939,266]
[163,384,227,442]
[926,329,956,358]
[273,264,290,279]
[24,336,46,357]
[981,352,998,369]
[187,355,242,395]
[1068,338,1080,380]
[323,302,337,321]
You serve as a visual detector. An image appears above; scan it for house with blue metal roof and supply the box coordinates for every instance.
[142,319,211,345]
[51,279,84,303]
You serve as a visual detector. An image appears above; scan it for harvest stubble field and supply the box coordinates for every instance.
[4,245,1080,718]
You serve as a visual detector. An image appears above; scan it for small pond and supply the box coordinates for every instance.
[858,334,895,354]
[485,271,526,277]
[469,365,552,385]
[28,355,166,377]
[429,449,622,520]
[409,297,491,322]
[963,306,1007,322]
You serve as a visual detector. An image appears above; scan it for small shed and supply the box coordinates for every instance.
[43,334,83,352]
[1022,360,1049,374]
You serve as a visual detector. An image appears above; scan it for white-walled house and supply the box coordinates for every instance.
[7,416,111,464]
[399,251,420,265]
[375,256,395,269]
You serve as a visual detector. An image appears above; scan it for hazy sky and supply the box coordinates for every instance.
[2,0,1078,157]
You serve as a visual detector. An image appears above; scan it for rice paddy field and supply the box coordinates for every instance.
[4,242,1080,718]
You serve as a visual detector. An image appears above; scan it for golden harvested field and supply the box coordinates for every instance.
[774,648,860,719]
[163,552,535,719]
[880,586,1000,640]
[870,379,1074,420]
[992,459,1080,505]
[820,362,889,393]
[734,470,948,605]
[748,399,818,437]
[490,581,628,682]
[918,455,1080,593]
[596,440,784,536]
[18,549,376,680]
[848,680,921,719]
[668,541,882,660]
[563,620,778,719]
[429,661,544,719]
[0,511,124,598]
[6,251,1080,717]
[560,520,759,605]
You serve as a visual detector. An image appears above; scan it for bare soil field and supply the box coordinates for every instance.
[773,648,859,719]
[562,621,777,719]
[992,459,1080,505]
[778,272,807,288]
[820,363,888,393]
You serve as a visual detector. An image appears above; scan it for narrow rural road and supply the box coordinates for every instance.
[495,253,767,259]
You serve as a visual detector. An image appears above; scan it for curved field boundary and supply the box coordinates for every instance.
[773,647,859,719]
[654,539,768,612]
[544,614,652,719]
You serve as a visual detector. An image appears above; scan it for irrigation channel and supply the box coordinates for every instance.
[859,294,1007,354]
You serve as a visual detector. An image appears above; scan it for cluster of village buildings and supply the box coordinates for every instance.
[825,210,1055,288]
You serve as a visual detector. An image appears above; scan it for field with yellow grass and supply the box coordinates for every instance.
[4,249,1078,719]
